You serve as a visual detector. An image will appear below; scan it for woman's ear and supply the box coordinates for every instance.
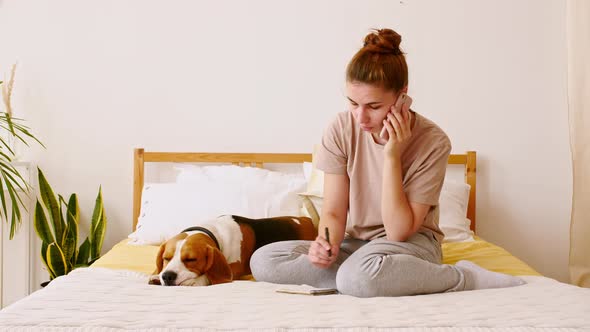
[204,246,233,285]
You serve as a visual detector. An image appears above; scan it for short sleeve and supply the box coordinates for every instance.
[314,114,348,175]
[404,139,451,206]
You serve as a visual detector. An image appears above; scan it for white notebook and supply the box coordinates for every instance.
[275,284,338,296]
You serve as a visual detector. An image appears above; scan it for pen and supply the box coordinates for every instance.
[325,227,332,257]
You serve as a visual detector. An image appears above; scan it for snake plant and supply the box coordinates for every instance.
[33,168,107,280]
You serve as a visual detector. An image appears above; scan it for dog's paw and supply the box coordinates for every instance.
[148,275,162,285]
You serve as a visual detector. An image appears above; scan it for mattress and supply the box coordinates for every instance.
[0,267,588,331]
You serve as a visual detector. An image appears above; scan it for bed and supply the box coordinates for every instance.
[0,148,588,331]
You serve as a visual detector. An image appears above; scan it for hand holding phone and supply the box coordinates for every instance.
[379,92,413,140]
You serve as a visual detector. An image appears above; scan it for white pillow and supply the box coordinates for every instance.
[298,161,474,242]
[439,180,475,242]
[298,161,324,228]
[128,165,307,245]
[303,162,313,182]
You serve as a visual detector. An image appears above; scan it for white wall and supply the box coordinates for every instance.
[0,0,571,283]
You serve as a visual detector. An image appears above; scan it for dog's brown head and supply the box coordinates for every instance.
[149,232,232,286]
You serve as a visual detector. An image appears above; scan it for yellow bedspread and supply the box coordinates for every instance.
[442,237,540,276]
[92,237,540,277]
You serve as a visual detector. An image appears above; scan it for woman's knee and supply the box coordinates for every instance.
[249,241,309,283]
[336,260,378,297]
[336,254,416,297]
[249,243,279,282]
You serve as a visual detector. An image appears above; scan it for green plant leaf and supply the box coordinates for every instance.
[0,177,8,224]
[65,194,79,264]
[89,187,106,260]
[2,171,26,208]
[46,242,67,279]
[57,195,66,247]
[0,150,12,162]
[4,110,15,135]
[9,205,18,240]
[12,125,45,148]
[40,242,53,279]
[76,238,91,266]
[38,168,64,243]
[67,194,80,223]
[0,135,15,155]
[6,190,23,239]
[0,160,30,239]
[94,212,107,259]
[88,256,100,265]
[62,214,77,269]
[0,158,28,183]
[0,115,46,148]
[34,201,54,244]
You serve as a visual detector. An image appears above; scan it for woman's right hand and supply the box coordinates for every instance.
[307,235,339,268]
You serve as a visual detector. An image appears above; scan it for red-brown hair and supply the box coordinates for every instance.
[346,28,408,92]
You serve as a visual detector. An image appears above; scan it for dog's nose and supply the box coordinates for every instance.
[162,271,177,286]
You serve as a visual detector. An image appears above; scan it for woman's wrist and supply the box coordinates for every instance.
[384,149,402,164]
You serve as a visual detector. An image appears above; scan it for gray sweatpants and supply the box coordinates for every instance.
[250,231,468,297]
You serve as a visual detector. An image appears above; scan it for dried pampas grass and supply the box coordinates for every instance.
[1,63,17,117]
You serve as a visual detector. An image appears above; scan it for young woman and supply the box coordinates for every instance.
[250,28,524,297]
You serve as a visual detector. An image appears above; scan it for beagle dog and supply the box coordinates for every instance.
[149,215,317,286]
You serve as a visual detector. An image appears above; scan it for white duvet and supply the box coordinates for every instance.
[0,267,589,332]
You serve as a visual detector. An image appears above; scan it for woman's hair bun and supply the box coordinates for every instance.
[363,28,403,55]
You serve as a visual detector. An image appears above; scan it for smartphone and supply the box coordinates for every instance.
[379,92,413,140]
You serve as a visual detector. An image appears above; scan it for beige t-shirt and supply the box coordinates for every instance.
[315,111,451,243]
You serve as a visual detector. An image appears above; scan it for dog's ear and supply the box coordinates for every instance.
[148,244,166,285]
[204,245,233,285]
[154,243,166,274]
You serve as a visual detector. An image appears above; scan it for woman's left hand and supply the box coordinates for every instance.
[380,98,413,157]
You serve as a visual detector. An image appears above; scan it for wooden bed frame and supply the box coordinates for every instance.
[133,148,476,232]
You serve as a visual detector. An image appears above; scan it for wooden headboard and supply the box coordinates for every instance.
[133,148,476,232]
